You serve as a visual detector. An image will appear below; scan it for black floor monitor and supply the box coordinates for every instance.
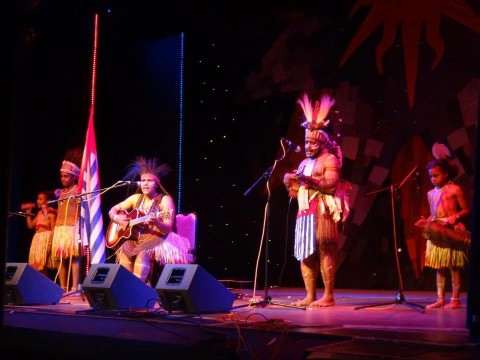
[155,264,235,313]
[82,263,158,309]
[5,263,63,305]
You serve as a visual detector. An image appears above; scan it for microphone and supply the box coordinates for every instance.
[119,180,141,186]
[282,138,301,153]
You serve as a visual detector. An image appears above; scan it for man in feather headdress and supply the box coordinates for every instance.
[283,93,348,307]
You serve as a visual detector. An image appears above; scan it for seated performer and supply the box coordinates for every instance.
[108,156,191,283]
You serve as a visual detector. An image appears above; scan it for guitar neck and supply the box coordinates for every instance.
[130,213,153,227]
[128,210,171,227]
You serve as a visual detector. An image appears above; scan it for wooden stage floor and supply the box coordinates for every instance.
[3,287,480,359]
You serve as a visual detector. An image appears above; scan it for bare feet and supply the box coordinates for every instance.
[443,298,461,309]
[426,298,445,309]
[310,297,335,307]
[290,297,315,307]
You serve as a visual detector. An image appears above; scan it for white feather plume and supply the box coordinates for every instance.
[432,142,451,160]
[314,94,335,127]
[297,93,313,123]
[297,92,335,129]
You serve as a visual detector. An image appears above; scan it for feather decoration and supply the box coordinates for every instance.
[432,142,451,160]
[297,92,313,123]
[297,92,335,129]
[123,156,170,181]
[64,147,83,167]
[314,94,335,129]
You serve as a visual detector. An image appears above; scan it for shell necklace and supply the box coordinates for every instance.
[140,194,157,214]
[61,185,77,196]
[432,182,451,216]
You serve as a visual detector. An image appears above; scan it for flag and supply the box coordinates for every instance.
[79,109,106,265]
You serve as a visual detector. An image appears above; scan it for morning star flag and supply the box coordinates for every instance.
[79,110,106,264]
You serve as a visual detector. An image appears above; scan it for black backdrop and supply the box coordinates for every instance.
[8,1,480,299]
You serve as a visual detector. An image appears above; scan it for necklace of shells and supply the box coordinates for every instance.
[140,194,157,214]
[61,185,77,196]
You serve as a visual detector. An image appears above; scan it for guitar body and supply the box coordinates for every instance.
[106,209,144,249]
[106,208,172,250]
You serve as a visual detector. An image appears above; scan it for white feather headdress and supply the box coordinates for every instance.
[432,142,451,160]
[297,93,335,131]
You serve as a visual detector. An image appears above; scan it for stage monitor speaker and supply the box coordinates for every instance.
[155,264,235,314]
[82,263,158,309]
[4,262,63,305]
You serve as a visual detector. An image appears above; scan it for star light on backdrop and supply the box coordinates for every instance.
[187,37,282,281]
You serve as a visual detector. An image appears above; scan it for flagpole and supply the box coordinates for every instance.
[86,13,99,276]
[78,12,106,277]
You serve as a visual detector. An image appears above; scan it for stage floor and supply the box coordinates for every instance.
[3,287,480,359]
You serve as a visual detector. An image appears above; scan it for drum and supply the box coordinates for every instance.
[422,219,470,249]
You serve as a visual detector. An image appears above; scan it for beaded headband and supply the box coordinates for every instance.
[60,160,80,177]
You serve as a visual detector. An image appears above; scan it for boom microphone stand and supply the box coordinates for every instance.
[244,142,305,310]
[354,166,425,313]
[244,164,274,302]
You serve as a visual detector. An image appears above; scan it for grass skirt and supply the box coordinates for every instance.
[425,239,467,269]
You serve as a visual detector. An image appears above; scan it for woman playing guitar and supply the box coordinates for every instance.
[108,157,176,283]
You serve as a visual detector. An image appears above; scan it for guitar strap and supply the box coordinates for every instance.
[151,193,163,213]
[135,193,164,214]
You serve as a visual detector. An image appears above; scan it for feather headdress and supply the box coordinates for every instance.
[429,142,458,180]
[432,142,451,160]
[297,92,335,144]
[297,93,335,131]
[124,156,171,185]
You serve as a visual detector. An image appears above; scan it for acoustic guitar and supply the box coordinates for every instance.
[106,208,173,249]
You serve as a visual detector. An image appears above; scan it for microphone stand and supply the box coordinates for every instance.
[354,166,425,313]
[244,147,305,310]
[46,181,128,299]
[244,164,273,304]
[47,181,130,205]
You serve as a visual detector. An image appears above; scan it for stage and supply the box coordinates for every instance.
[3,286,480,359]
